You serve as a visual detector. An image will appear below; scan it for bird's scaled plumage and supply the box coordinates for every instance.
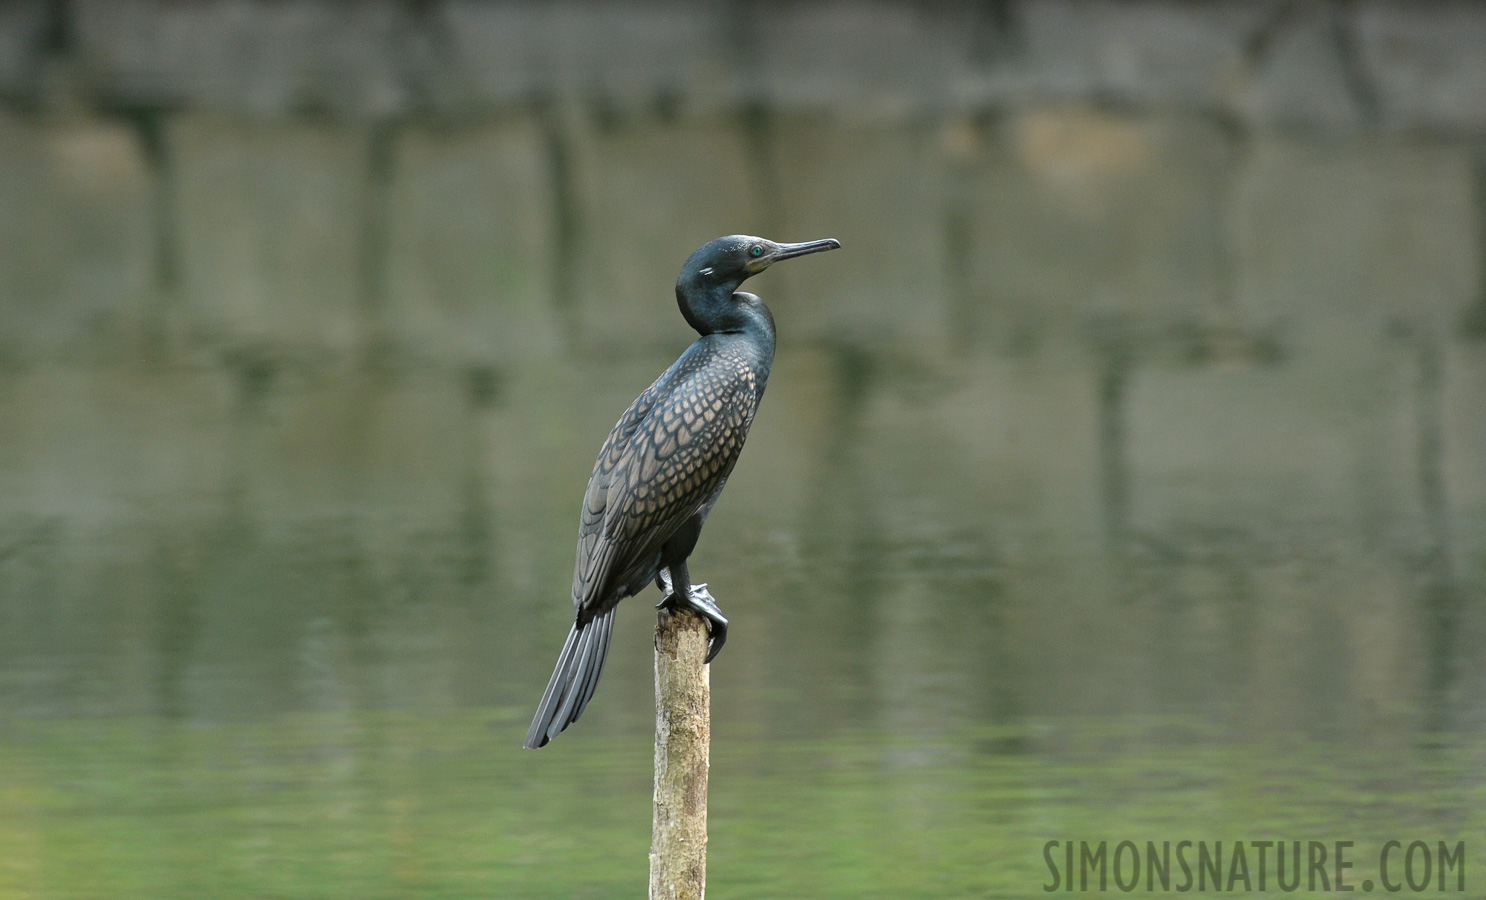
[525,235,839,749]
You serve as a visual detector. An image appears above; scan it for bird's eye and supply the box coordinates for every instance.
[749,245,764,258]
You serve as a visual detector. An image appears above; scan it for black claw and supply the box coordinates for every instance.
[656,579,728,663]
[703,623,727,664]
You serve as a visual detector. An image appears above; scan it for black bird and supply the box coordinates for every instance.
[524,234,841,749]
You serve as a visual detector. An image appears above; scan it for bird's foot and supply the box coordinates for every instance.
[656,572,728,663]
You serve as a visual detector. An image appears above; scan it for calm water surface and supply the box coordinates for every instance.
[0,353,1481,898]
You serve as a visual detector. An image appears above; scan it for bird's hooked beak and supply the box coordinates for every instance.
[749,238,842,273]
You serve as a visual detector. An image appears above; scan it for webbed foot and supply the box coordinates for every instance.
[656,571,729,663]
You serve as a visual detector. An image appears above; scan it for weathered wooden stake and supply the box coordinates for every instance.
[650,603,710,900]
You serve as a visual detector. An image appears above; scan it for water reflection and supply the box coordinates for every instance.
[0,351,1478,731]
[0,349,1481,897]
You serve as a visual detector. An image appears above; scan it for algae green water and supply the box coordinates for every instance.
[1,358,1482,898]
[2,716,1481,898]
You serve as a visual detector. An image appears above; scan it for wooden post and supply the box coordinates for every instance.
[650,604,710,900]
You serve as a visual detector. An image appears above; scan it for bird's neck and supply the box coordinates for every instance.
[676,282,775,381]
[726,293,776,369]
[675,282,775,344]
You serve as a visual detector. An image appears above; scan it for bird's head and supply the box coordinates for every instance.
[679,235,842,292]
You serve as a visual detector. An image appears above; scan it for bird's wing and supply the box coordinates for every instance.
[571,369,670,608]
[572,356,759,617]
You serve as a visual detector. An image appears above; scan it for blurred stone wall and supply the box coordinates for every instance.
[0,0,1480,360]
[0,0,1484,731]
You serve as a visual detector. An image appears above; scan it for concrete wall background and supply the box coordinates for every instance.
[0,1,1481,362]
[0,0,1484,734]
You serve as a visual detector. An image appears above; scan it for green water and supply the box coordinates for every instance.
[1,356,1482,898]
[2,715,1481,898]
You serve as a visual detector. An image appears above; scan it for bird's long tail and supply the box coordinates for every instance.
[523,608,617,749]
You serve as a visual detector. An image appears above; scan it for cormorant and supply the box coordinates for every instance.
[524,234,841,749]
